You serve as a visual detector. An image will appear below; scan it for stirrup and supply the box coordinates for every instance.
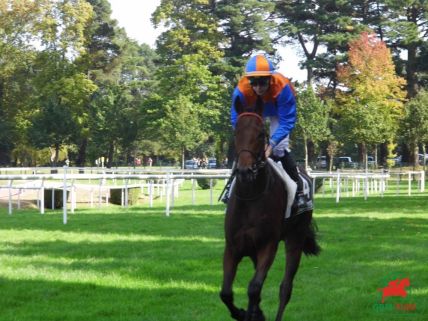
[295,193,313,215]
[221,193,229,204]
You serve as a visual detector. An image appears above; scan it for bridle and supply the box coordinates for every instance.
[234,112,267,179]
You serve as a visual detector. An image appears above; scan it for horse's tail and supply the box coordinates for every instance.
[303,219,321,256]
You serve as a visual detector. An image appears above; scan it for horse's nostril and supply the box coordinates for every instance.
[238,167,250,175]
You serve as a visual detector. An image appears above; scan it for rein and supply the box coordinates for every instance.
[234,165,273,201]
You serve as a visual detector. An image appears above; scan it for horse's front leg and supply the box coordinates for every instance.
[274,243,303,321]
[246,243,278,321]
[220,245,246,321]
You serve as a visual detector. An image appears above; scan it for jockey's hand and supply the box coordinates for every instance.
[265,144,272,159]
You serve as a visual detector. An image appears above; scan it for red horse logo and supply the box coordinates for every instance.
[378,278,410,303]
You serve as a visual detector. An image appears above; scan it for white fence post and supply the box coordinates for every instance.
[40,178,45,214]
[8,179,13,215]
[209,179,213,206]
[149,180,153,208]
[166,173,171,216]
[63,166,68,224]
[408,172,411,196]
[192,173,196,205]
[125,178,129,209]
[336,171,341,203]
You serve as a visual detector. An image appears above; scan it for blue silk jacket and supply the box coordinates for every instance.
[230,72,297,148]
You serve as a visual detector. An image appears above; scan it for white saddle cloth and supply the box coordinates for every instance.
[267,158,297,218]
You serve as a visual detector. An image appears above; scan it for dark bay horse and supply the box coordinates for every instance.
[220,98,320,321]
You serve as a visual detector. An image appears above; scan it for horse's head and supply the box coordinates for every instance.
[234,96,266,183]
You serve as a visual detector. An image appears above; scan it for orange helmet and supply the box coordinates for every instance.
[244,54,275,77]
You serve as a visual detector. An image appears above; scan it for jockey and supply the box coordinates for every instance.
[225,54,311,214]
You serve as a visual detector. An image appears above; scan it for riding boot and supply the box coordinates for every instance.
[278,151,312,215]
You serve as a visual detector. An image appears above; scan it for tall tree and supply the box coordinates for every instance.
[336,32,406,166]
[0,0,93,164]
[400,90,428,166]
[215,0,277,80]
[72,0,123,166]
[386,0,428,98]
[28,63,97,165]
[86,38,158,167]
[276,0,365,86]
[359,0,428,98]
[294,87,331,168]
[151,0,226,164]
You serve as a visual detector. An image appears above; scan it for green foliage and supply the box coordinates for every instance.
[1,0,428,169]
[276,0,365,85]
[400,90,428,164]
[109,187,141,205]
[44,189,69,209]
[336,33,406,153]
[196,178,218,190]
[295,87,331,163]
[401,90,428,143]
[294,86,331,166]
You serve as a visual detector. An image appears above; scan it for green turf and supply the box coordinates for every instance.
[0,182,427,321]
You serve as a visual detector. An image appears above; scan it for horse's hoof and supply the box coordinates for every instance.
[246,309,265,321]
[236,308,246,321]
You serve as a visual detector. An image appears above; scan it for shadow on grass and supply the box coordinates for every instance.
[0,236,224,285]
[314,195,428,216]
[0,277,226,321]
[0,203,225,237]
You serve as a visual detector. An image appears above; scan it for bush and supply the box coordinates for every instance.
[44,189,69,209]
[314,178,323,193]
[196,178,217,190]
[110,187,141,205]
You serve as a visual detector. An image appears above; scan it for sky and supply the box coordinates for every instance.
[108,0,306,82]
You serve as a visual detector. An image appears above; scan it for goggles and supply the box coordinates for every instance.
[248,77,270,87]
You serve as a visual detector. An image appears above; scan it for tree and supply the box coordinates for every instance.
[0,0,93,164]
[336,32,406,167]
[294,87,331,169]
[144,52,223,166]
[215,0,277,80]
[276,0,365,86]
[28,70,97,165]
[151,0,227,164]
[379,0,428,98]
[400,90,428,167]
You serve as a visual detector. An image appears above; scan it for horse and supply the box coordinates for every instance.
[220,97,321,321]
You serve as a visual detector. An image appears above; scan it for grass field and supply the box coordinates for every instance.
[0,182,427,321]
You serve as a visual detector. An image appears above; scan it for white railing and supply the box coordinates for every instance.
[0,167,231,224]
[310,169,425,202]
[0,167,425,224]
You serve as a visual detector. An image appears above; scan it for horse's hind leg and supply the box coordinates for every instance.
[274,244,303,321]
[220,246,246,321]
[246,243,278,321]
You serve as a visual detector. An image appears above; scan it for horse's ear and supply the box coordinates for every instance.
[255,96,263,116]
[235,96,244,114]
